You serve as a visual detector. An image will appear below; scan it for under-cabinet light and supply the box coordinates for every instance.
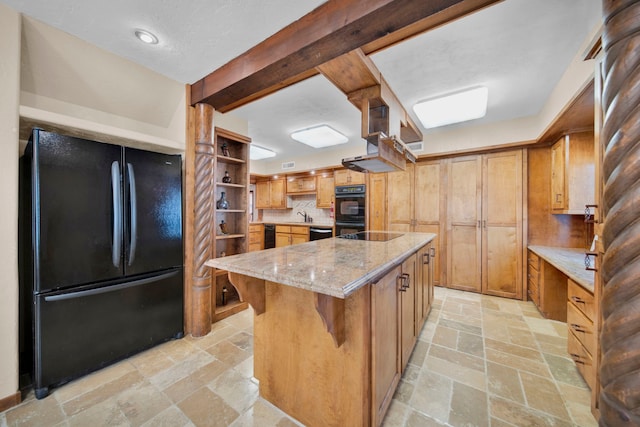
[290,125,348,148]
[413,86,488,129]
[250,145,276,160]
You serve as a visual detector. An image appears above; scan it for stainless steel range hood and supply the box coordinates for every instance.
[342,132,417,173]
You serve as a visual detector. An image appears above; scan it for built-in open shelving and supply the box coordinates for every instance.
[211,127,251,322]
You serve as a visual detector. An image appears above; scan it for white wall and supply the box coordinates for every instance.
[0,3,22,404]
[0,9,249,405]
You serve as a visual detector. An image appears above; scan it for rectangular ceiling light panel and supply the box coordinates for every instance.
[290,125,348,148]
[413,86,488,129]
[250,145,276,160]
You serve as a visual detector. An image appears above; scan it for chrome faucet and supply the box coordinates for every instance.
[297,210,307,222]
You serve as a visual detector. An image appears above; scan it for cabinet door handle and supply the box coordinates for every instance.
[570,323,587,333]
[397,275,406,292]
[430,247,435,257]
[477,220,481,227]
[556,194,562,202]
[483,220,486,228]
[570,296,585,304]
[569,353,585,364]
[401,273,410,289]
[423,253,430,265]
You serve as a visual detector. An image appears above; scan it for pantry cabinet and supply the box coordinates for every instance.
[447,150,524,299]
[386,160,445,287]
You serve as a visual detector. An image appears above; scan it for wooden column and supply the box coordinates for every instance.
[188,103,215,337]
[599,1,640,425]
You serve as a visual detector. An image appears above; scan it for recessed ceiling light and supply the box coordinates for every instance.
[291,125,348,148]
[250,145,276,160]
[134,29,158,45]
[413,86,488,129]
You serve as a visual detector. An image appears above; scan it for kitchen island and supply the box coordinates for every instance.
[206,231,436,427]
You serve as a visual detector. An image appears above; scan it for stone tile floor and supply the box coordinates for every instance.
[1,287,597,426]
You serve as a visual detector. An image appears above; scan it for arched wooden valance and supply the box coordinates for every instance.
[599,1,640,425]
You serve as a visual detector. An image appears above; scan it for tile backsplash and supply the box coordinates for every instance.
[261,195,333,226]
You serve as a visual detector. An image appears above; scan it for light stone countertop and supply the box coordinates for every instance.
[206,232,436,298]
[528,245,595,293]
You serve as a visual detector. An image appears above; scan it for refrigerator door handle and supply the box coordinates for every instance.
[127,163,137,266]
[111,161,122,268]
[43,270,180,302]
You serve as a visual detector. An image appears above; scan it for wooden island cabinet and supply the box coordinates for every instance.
[206,232,435,427]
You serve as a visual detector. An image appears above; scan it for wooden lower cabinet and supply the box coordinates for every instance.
[527,250,567,321]
[371,265,401,426]
[275,225,309,247]
[252,243,434,427]
[248,223,264,252]
[567,279,596,390]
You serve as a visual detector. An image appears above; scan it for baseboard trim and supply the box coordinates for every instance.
[0,391,21,412]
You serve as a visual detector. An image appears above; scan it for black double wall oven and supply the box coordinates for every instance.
[334,184,366,236]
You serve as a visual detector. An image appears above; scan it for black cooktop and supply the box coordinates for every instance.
[338,231,404,241]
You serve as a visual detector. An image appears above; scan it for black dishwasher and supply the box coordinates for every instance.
[264,224,276,249]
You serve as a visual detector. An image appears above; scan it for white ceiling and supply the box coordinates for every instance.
[2,0,602,162]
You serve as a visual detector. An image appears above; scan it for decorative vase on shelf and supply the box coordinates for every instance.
[216,192,229,209]
[222,285,228,305]
[221,142,230,157]
[222,171,232,183]
[219,220,228,235]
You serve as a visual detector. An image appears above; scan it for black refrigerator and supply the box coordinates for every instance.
[19,129,184,399]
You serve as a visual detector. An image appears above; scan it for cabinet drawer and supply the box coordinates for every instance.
[290,225,309,235]
[568,279,594,321]
[527,279,539,305]
[276,225,291,233]
[527,267,539,285]
[249,224,263,233]
[567,302,595,356]
[568,330,595,390]
[249,232,262,244]
[528,251,540,271]
[248,242,262,252]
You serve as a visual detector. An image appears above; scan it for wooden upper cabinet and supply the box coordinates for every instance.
[387,164,414,231]
[316,175,335,208]
[255,180,270,209]
[286,176,316,194]
[550,131,595,214]
[270,178,286,208]
[367,174,387,231]
[334,169,365,186]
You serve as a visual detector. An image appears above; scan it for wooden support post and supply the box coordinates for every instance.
[189,103,215,337]
[598,1,640,425]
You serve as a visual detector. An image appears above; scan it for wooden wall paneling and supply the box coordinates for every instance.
[527,147,589,248]
[598,2,640,424]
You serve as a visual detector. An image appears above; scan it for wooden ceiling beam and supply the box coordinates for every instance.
[190,0,503,112]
